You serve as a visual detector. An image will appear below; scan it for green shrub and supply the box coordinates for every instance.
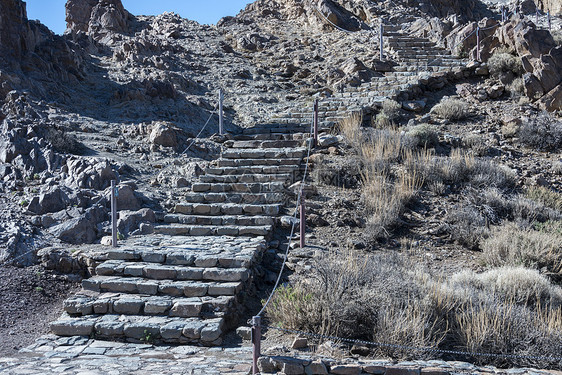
[526,186,562,211]
[406,124,439,148]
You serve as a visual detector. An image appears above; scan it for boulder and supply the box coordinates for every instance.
[538,84,562,111]
[149,123,178,148]
[116,184,140,211]
[117,208,156,235]
[65,0,131,39]
[27,186,69,214]
[535,0,562,15]
[49,206,106,244]
[64,158,118,190]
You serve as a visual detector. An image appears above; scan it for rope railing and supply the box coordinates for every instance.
[263,325,562,364]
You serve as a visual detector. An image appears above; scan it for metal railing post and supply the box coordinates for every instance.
[252,316,261,375]
[476,26,481,62]
[219,89,224,135]
[379,22,384,60]
[536,9,539,24]
[111,180,117,247]
[300,194,306,248]
[313,99,319,147]
[548,11,551,31]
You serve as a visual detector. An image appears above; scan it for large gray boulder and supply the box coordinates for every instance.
[65,0,131,39]
[49,206,106,244]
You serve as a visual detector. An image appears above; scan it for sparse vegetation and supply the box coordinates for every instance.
[431,98,470,121]
[45,128,83,155]
[373,99,401,127]
[487,51,523,76]
[519,111,562,151]
[406,124,439,148]
[267,251,562,368]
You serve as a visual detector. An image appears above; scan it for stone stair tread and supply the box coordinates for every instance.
[50,313,225,345]
[221,148,307,159]
[191,181,286,193]
[216,158,304,167]
[205,165,301,175]
[153,223,273,236]
[183,192,286,204]
[64,292,236,318]
[227,140,303,148]
[163,213,275,226]
[95,260,250,282]
[82,275,244,297]
[199,173,293,183]
[174,202,281,216]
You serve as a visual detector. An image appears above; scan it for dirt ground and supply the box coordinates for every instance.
[0,265,80,356]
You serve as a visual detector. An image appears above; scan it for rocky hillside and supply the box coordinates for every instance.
[0,0,560,263]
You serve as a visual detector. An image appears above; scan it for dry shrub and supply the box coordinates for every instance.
[45,128,83,155]
[431,98,470,121]
[553,30,562,46]
[482,222,562,276]
[507,77,525,97]
[487,52,523,76]
[267,250,562,368]
[519,111,562,151]
[406,124,439,148]
[444,203,490,249]
[337,112,362,146]
[360,129,404,176]
[526,186,562,211]
[363,172,422,239]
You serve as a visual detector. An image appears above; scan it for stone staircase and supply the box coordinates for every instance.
[270,24,469,128]
[50,125,309,346]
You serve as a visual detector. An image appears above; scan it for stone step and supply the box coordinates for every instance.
[191,181,286,193]
[221,148,306,159]
[205,165,301,176]
[242,126,309,134]
[85,237,266,268]
[95,260,250,282]
[64,292,235,319]
[216,158,303,167]
[154,223,273,236]
[232,132,310,141]
[175,203,282,216]
[225,140,303,149]
[199,173,293,184]
[82,275,244,297]
[51,313,225,345]
[163,213,276,226]
[184,192,286,204]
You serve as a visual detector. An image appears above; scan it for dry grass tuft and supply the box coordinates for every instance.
[482,222,562,276]
[337,112,362,146]
[526,186,562,211]
[431,98,470,121]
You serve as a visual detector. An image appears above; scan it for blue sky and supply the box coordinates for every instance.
[25,0,254,35]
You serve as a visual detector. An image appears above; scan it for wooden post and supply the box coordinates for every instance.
[379,22,384,60]
[476,26,481,62]
[111,180,117,247]
[252,316,261,375]
[313,99,319,147]
[219,89,224,136]
[300,194,305,248]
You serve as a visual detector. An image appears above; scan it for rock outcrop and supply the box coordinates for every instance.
[65,0,131,40]
[534,0,562,15]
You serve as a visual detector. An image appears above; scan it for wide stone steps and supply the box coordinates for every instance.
[154,223,273,236]
[175,202,282,216]
[64,292,235,319]
[51,314,226,345]
[183,192,285,204]
[216,158,303,167]
[232,132,310,141]
[163,213,275,227]
[198,173,292,184]
[225,140,303,149]
[96,260,250,282]
[191,181,286,193]
[82,275,244,297]
[221,148,306,159]
[205,165,300,175]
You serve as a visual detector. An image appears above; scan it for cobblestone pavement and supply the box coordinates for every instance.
[0,335,253,375]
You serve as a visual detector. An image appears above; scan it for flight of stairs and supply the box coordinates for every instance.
[271,24,469,128]
[50,124,310,346]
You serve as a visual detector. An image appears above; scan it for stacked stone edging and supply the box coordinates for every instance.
[258,355,562,375]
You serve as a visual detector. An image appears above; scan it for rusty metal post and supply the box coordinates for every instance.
[379,22,384,60]
[252,316,261,375]
[313,99,319,147]
[219,89,224,136]
[300,194,305,248]
[111,180,117,247]
[476,26,481,62]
